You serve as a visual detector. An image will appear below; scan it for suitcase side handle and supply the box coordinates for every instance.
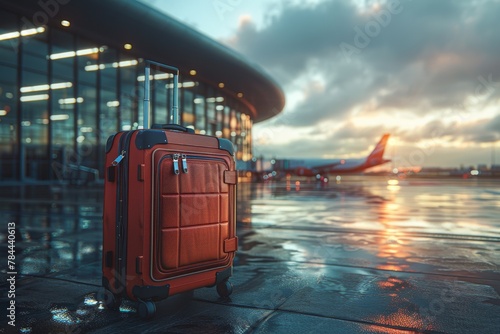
[143,60,180,129]
[151,123,195,134]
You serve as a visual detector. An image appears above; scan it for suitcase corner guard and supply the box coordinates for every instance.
[132,284,170,301]
[223,170,238,185]
[223,237,238,253]
[105,134,116,153]
[215,267,233,285]
[217,138,235,156]
[135,130,168,150]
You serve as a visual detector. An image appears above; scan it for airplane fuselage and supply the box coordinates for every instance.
[276,134,391,177]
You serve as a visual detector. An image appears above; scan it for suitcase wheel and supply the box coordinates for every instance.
[216,280,233,298]
[98,288,121,311]
[138,299,156,319]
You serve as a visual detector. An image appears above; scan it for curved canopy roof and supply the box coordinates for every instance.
[2,0,285,122]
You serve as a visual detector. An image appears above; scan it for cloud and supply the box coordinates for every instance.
[231,0,357,78]
[228,0,500,166]
[254,121,396,158]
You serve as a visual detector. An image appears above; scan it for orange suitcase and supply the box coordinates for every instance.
[101,61,238,318]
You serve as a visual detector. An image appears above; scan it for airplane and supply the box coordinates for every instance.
[280,134,391,178]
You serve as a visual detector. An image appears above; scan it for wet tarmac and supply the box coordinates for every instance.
[1,176,499,333]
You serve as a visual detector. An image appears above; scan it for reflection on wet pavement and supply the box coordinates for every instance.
[0,186,102,280]
[1,177,499,333]
[234,177,500,333]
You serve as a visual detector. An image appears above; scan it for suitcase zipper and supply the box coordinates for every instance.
[172,154,189,174]
[114,131,133,293]
[164,153,225,176]
[181,154,188,173]
[112,150,126,166]
[186,155,226,164]
[172,154,180,175]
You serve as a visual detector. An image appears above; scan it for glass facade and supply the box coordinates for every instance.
[0,10,253,183]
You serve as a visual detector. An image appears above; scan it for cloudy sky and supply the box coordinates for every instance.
[141,0,500,168]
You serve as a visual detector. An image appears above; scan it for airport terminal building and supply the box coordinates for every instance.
[0,0,285,184]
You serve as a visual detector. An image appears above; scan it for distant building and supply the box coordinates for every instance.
[478,164,488,171]
[0,0,285,184]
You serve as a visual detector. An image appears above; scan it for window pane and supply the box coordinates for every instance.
[182,89,194,127]
[76,37,99,173]
[0,64,18,180]
[215,97,224,136]
[22,26,49,73]
[21,29,49,180]
[0,8,19,180]
[153,67,167,125]
[119,58,138,131]
[194,83,205,133]
[21,72,50,180]
[223,106,230,138]
[206,87,216,135]
[99,49,118,141]
[50,29,75,181]
[0,11,18,66]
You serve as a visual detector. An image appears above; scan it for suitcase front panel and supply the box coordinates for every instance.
[151,149,234,281]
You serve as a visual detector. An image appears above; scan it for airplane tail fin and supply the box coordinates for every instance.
[366,134,390,166]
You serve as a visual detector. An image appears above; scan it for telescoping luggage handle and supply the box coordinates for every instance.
[144,60,194,133]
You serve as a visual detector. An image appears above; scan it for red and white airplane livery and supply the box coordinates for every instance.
[284,134,391,177]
